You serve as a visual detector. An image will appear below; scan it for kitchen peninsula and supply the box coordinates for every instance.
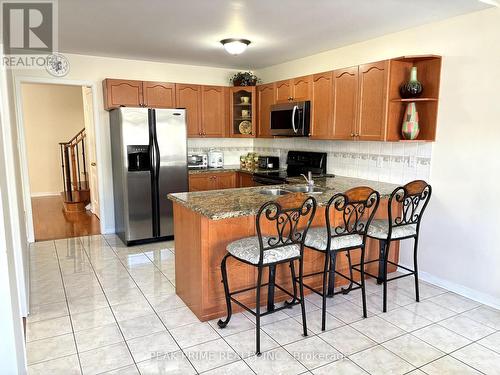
[168,176,400,321]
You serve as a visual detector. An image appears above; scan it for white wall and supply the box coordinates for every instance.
[256,8,500,307]
[11,54,239,234]
[21,83,86,195]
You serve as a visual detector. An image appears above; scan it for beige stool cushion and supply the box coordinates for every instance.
[368,219,417,239]
[305,227,363,251]
[227,236,300,265]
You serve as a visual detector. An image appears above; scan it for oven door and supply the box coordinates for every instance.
[270,101,310,136]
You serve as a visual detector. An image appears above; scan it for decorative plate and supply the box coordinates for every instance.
[238,120,252,135]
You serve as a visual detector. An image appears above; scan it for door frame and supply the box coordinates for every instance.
[13,76,107,242]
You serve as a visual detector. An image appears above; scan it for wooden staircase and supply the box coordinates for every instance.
[59,129,90,213]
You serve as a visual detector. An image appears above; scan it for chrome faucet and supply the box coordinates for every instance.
[300,171,314,186]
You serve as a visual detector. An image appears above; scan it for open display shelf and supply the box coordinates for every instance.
[387,55,442,142]
[230,87,256,138]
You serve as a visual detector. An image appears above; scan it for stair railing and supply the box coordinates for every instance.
[59,128,87,202]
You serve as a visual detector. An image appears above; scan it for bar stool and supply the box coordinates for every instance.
[217,193,317,355]
[303,187,380,331]
[352,180,432,313]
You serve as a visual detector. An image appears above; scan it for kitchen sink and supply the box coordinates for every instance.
[286,185,324,194]
[259,188,291,196]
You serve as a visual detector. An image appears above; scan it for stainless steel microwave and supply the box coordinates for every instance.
[270,101,311,136]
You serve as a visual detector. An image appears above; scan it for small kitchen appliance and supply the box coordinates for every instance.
[187,153,208,169]
[208,149,224,168]
[258,156,280,170]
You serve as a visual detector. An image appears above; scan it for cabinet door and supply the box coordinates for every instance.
[332,67,359,140]
[238,172,255,187]
[216,173,237,190]
[176,84,201,137]
[201,86,226,137]
[189,174,215,191]
[292,75,312,101]
[257,83,275,138]
[143,81,176,108]
[357,61,389,141]
[275,80,292,103]
[311,72,333,139]
[103,79,143,109]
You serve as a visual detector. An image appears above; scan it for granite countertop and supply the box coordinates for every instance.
[188,165,281,175]
[168,175,399,220]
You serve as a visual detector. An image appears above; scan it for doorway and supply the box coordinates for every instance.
[20,82,101,241]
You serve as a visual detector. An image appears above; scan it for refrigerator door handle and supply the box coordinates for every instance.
[149,109,161,237]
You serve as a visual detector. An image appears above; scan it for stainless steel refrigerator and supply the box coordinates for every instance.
[110,107,188,245]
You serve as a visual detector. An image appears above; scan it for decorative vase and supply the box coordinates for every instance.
[401,102,420,140]
[400,67,423,98]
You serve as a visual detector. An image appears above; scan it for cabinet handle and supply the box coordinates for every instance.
[355,133,359,137]
[350,133,355,137]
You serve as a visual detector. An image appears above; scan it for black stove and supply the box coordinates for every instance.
[253,151,330,185]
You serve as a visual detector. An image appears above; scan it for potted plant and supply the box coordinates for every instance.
[230,71,260,86]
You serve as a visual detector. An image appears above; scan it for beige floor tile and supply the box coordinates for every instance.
[26,316,73,342]
[136,350,196,374]
[224,328,279,358]
[127,331,179,363]
[326,301,373,324]
[312,358,368,375]
[379,307,433,332]
[74,323,123,352]
[350,345,415,375]
[319,325,376,356]
[428,293,480,313]
[403,300,457,322]
[68,293,109,315]
[382,334,444,367]
[260,317,310,346]
[100,364,139,374]
[439,315,495,341]
[26,333,76,364]
[79,342,133,375]
[209,312,255,337]
[350,316,405,343]
[202,360,254,375]
[245,347,307,375]
[111,299,154,322]
[462,305,500,330]
[71,307,116,332]
[478,331,500,353]
[294,308,344,334]
[452,343,500,375]
[170,321,219,348]
[27,354,81,375]
[421,355,481,375]
[118,313,165,340]
[412,323,471,353]
[284,335,343,370]
[27,301,69,323]
[184,338,239,373]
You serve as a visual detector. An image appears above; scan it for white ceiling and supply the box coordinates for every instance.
[59,0,490,69]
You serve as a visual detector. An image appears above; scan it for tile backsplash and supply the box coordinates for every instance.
[187,138,432,184]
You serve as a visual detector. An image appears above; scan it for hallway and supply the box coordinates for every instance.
[32,196,100,241]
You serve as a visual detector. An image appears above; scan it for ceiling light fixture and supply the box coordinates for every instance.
[220,38,251,55]
[478,0,499,6]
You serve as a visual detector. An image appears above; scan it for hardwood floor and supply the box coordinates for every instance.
[32,195,100,241]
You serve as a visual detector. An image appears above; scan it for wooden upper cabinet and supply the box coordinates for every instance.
[357,60,389,141]
[201,86,226,137]
[103,79,142,109]
[257,83,275,138]
[332,67,359,140]
[142,81,176,108]
[275,80,292,103]
[292,75,312,101]
[176,84,201,137]
[311,72,333,139]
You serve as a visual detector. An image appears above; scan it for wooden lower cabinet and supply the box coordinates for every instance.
[189,172,237,192]
[238,172,255,187]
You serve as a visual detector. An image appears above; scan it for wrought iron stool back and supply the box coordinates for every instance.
[326,186,381,244]
[255,193,317,264]
[387,180,432,239]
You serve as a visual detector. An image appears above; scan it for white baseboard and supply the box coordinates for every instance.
[30,192,60,197]
[399,262,500,310]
